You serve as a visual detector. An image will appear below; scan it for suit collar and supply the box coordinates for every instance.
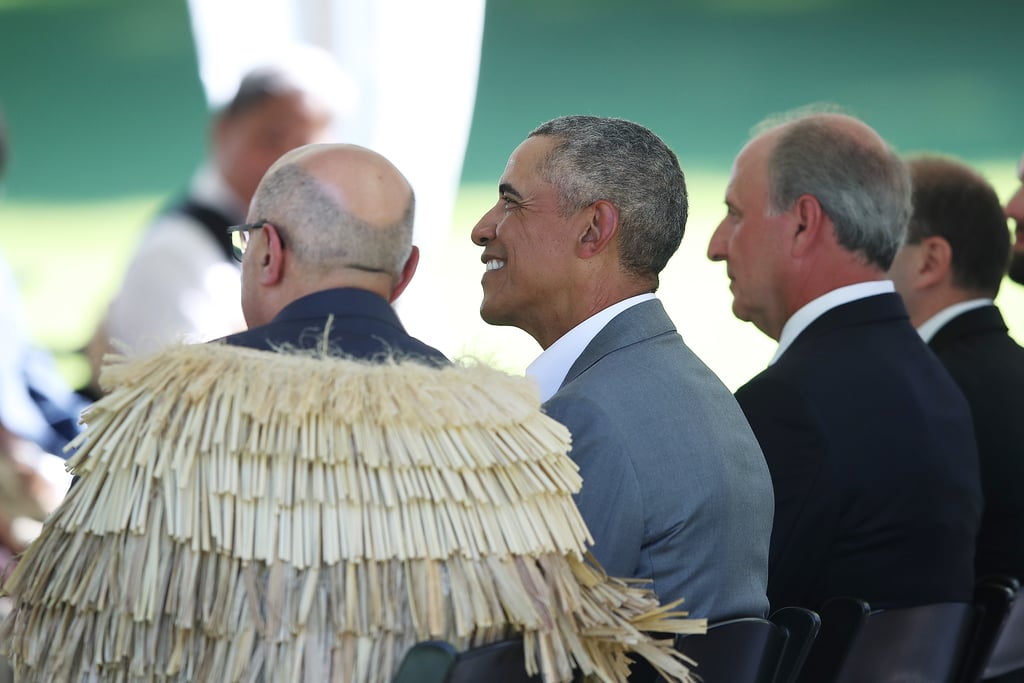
[928,304,1008,353]
[772,281,894,364]
[562,298,675,386]
[917,298,992,343]
[527,293,655,402]
[780,292,909,358]
[272,288,403,329]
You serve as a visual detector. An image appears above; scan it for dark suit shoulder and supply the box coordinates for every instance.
[736,299,982,609]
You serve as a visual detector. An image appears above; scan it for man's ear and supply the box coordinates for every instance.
[916,235,953,288]
[790,194,826,256]
[578,199,619,259]
[257,222,286,286]
[389,245,420,302]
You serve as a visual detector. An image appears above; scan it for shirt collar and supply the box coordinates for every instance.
[771,280,895,364]
[916,298,992,342]
[526,293,655,402]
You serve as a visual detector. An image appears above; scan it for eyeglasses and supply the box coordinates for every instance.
[226,221,286,262]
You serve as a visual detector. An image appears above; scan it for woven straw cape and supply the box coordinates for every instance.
[0,342,705,682]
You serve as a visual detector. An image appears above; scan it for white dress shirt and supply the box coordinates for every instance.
[103,164,248,356]
[526,293,655,402]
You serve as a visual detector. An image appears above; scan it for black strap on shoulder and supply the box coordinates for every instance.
[173,198,238,262]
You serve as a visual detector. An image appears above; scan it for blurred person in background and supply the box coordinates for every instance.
[1005,150,1024,285]
[889,154,1024,586]
[82,45,356,397]
[0,107,78,569]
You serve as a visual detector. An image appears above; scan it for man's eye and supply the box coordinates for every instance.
[501,196,517,209]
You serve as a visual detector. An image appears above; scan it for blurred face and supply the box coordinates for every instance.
[470,136,584,346]
[706,134,792,340]
[1006,154,1024,284]
[215,92,333,206]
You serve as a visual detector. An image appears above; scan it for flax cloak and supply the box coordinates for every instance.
[0,342,704,682]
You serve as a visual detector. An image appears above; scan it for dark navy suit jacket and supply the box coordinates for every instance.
[736,293,982,611]
[221,288,448,364]
[930,304,1024,581]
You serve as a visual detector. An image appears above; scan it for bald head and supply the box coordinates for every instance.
[251,143,415,275]
[240,143,418,328]
[758,111,911,270]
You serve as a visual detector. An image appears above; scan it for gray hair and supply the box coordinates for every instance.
[529,115,688,286]
[251,164,414,276]
[763,114,911,270]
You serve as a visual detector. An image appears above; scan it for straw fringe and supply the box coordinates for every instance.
[1,343,704,682]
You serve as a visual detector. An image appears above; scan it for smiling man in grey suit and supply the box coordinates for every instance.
[470,115,773,623]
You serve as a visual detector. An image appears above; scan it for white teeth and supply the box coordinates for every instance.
[485,259,505,271]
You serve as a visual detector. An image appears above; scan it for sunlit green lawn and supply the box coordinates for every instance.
[3,162,1023,392]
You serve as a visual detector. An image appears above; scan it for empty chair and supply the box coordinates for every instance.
[795,596,871,683]
[833,602,976,683]
[770,606,822,683]
[957,577,1017,683]
[673,617,787,683]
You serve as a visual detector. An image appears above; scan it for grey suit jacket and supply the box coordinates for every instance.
[543,299,773,621]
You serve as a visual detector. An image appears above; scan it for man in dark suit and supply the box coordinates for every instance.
[471,115,773,623]
[221,142,446,364]
[889,154,1024,582]
[707,110,982,611]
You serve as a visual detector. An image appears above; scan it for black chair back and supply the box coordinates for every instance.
[770,606,822,683]
[957,577,1017,683]
[833,602,975,683]
[674,617,787,683]
[983,577,1024,680]
[795,596,871,683]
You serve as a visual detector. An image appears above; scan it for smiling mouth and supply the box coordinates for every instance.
[485,259,505,271]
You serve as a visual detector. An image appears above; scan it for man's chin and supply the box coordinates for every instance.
[479,301,510,327]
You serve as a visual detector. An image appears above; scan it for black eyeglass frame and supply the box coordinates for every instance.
[226,221,286,262]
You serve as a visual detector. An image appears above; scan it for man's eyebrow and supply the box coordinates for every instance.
[498,182,522,199]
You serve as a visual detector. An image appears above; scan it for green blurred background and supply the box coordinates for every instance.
[1,0,1021,389]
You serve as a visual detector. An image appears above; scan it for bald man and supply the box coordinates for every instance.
[220,143,446,363]
[84,52,357,398]
[708,110,982,612]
